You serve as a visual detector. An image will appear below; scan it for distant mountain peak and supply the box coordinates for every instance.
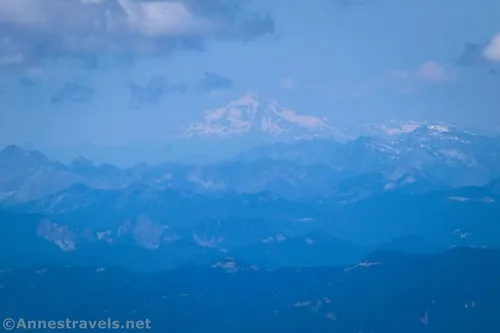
[177,93,344,140]
[410,123,458,136]
[1,144,25,153]
[71,156,95,168]
[0,145,49,164]
[357,120,465,138]
[402,122,478,145]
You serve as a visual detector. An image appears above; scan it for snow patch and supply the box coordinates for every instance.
[428,125,450,133]
[344,261,382,272]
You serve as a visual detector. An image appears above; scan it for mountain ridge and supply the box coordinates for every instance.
[2,121,500,204]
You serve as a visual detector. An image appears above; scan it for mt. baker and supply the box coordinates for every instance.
[178,93,347,140]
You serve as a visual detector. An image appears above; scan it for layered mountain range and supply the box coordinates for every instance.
[2,177,499,270]
[2,122,500,204]
[3,113,500,332]
[2,116,500,270]
[2,135,500,271]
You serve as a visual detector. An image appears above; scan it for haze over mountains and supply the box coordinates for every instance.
[2,121,500,271]
[2,118,500,202]
[3,119,500,333]
[2,0,500,331]
[18,93,497,166]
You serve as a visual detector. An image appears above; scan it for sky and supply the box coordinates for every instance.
[0,0,499,164]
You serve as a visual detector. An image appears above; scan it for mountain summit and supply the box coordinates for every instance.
[178,93,345,140]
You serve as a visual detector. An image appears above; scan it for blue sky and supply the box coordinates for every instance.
[0,0,499,162]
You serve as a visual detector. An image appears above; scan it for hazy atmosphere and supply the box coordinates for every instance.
[1,0,500,164]
[2,1,500,333]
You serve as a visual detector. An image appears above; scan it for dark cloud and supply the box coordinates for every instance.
[457,43,488,67]
[455,42,498,75]
[50,83,94,104]
[0,0,274,68]
[129,75,186,107]
[19,76,36,88]
[18,67,44,88]
[198,72,234,93]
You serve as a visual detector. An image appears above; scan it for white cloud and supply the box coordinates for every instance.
[281,77,295,90]
[0,0,201,37]
[415,61,454,82]
[81,0,106,3]
[0,0,274,67]
[393,61,455,83]
[483,33,500,62]
[0,0,47,25]
[116,0,211,37]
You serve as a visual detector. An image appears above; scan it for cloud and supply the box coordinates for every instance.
[457,42,488,67]
[129,75,186,106]
[484,33,500,62]
[415,61,455,82]
[19,76,36,88]
[0,54,25,67]
[198,72,234,93]
[281,77,295,90]
[19,67,44,87]
[456,35,500,73]
[393,61,456,83]
[0,0,275,68]
[0,37,25,68]
[332,0,375,8]
[51,83,95,104]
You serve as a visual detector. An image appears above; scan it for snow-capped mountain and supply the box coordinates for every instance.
[359,119,425,136]
[178,93,346,140]
[356,119,472,139]
[398,124,479,146]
